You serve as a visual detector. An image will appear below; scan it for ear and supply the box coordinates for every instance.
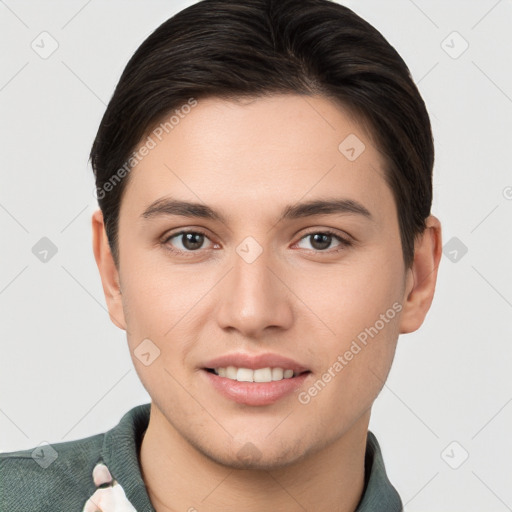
[399,215,442,334]
[91,209,127,331]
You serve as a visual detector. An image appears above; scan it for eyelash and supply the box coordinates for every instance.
[161,229,353,256]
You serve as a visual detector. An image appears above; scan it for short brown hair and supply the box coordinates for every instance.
[90,0,434,269]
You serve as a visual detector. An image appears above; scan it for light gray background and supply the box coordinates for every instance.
[1,1,511,510]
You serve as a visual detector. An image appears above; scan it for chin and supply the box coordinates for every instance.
[197,437,314,471]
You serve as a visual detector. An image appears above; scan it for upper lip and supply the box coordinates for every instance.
[202,352,310,373]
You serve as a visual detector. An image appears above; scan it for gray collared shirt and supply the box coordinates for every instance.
[356,430,403,511]
[0,403,403,511]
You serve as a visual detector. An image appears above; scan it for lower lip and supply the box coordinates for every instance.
[202,369,311,406]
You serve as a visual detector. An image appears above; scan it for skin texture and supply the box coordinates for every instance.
[92,94,442,512]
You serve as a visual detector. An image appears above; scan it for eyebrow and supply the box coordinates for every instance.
[140,197,374,224]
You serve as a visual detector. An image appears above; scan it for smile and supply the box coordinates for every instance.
[207,366,300,382]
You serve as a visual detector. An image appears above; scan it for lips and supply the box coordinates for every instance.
[201,352,311,406]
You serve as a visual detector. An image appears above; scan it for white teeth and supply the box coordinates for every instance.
[213,366,298,383]
[226,366,238,379]
[271,367,284,380]
[236,368,254,382]
[253,368,272,382]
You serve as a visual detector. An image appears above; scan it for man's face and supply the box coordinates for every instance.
[113,94,411,468]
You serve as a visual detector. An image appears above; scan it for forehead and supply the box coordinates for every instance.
[120,94,395,227]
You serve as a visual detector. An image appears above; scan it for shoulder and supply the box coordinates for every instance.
[0,404,152,512]
[0,432,104,511]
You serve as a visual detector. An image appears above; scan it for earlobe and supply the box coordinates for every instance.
[399,215,442,334]
[91,209,127,331]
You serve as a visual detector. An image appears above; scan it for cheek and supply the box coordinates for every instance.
[295,254,403,338]
[295,256,403,399]
[118,255,214,381]
[120,251,200,332]
[297,305,401,430]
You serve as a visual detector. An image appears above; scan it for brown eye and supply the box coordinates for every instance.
[163,231,212,254]
[309,233,333,251]
[296,230,352,252]
[180,232,205,250]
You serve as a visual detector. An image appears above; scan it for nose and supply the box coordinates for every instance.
[215,245,294,339]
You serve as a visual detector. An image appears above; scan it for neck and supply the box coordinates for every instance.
[140,403,369,512]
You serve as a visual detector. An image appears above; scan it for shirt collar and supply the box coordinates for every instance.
[101,403,155,511]
[101,403,402,511]
[355,431,403,511]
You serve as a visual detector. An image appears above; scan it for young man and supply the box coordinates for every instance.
[0,0,442,510]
